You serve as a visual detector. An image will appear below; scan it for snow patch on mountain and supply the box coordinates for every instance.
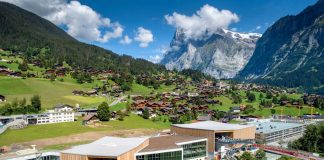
[161,28,261,79]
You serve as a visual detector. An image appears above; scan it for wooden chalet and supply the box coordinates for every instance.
[82,114,99,125]
[9,71,22,77]
[72,90,84,95]
[86,90,98,96]
[0,65,9,70]
[132,96,144,101]
[0,70,10,76]
[131,100,147,109]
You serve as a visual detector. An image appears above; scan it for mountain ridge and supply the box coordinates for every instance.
[237,0,324,94]
[161,28,261,79]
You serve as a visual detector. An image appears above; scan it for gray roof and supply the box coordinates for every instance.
[61,136,148,157]
[172,121,255,131]
[249,121,305,134]
[197,115,211,121]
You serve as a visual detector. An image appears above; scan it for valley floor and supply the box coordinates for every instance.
[0,114,170,147]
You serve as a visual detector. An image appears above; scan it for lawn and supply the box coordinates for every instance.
[209,91,324,118]
[130,83,153,95]
[251,105,324,117]
[110,102,127,111]
[0,114,170,146]
[0,76,105,108]
[156,84,176,93]
[211,95,234,111]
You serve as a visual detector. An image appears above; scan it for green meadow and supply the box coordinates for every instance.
[0,76,106,109]
[0,114,170,146]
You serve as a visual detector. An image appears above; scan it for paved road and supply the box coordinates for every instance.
[109,95,127,106]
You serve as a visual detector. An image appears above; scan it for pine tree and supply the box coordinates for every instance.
[97,102,110,121]
[143,108,150,119]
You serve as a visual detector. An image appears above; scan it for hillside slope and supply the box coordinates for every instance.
[238,0,324,94]
[161,29,260,79]
[0,2,164,73]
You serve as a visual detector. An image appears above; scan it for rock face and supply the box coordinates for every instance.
[160,29,261,79]
[237,0,324,93]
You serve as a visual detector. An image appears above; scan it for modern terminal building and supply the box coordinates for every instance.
[249,120,308,144]
[171,121,256,156]
[61,135,208,160]
[60,121,255,160]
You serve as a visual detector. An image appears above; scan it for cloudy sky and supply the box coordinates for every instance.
[1,0,317,63]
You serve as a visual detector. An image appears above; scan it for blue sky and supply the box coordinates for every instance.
[4,0,318,62]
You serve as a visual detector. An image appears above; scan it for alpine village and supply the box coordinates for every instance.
[0,1,323,160]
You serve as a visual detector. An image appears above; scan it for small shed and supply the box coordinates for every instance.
[82,114,99,125]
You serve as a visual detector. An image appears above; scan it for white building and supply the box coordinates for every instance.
[35,104,74,125]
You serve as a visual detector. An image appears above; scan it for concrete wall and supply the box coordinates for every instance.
[117,139,149,160]
[171,126,215,153]
[171,125,256,153]
[61,153,89,160]
[232,126,256,139]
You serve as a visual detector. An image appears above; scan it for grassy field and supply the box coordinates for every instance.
[42,141,92,151]
[130,83,153,95]
[0,76,106,108]
[110,102,127,111]
[0,114,170,146]
[210,92,324,117]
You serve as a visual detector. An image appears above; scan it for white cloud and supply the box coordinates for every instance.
[165,4,239,39]
[231,28,238,32]
[256,26,261,30]
[135,27,154,48]
[148,54,162,63]
[3,0,123,43]
[148,45,169,63]
[119,35,132,45]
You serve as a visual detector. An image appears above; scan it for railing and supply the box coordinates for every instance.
[255,144,323,160]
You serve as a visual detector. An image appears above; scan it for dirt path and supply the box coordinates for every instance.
[10,129,159,150]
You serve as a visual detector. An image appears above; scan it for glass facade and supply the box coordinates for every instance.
[136,150,182,160]
[181,141,207,160]
[27,155,60,160]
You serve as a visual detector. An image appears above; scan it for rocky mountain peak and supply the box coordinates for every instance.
[161,28,261,79]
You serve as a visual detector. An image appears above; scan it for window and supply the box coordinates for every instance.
[181,141,207,160]
[136,150,182,160]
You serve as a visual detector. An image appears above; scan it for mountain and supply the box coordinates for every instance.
[0,2,164,74]
[238,0,324,94]
[160,28,261,79]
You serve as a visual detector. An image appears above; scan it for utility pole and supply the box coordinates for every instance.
[311,106,314,121]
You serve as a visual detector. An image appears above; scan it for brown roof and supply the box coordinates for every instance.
[139,135,206,153]
[82,114,98,121]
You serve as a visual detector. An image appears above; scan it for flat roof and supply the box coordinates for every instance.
[61,136,148,157]
[139,135,206,153]
[172,121,255,131]
[249,121,305,134]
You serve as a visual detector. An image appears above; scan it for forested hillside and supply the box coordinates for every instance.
[0,2,164,74]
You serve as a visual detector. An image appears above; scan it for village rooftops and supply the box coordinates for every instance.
[61,136,148,157]
[172,121,255,131]
[139,134,207,153]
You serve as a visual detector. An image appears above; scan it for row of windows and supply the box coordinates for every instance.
[181,141,207,160]
[27,155,59,160]
[136,151,182,160]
